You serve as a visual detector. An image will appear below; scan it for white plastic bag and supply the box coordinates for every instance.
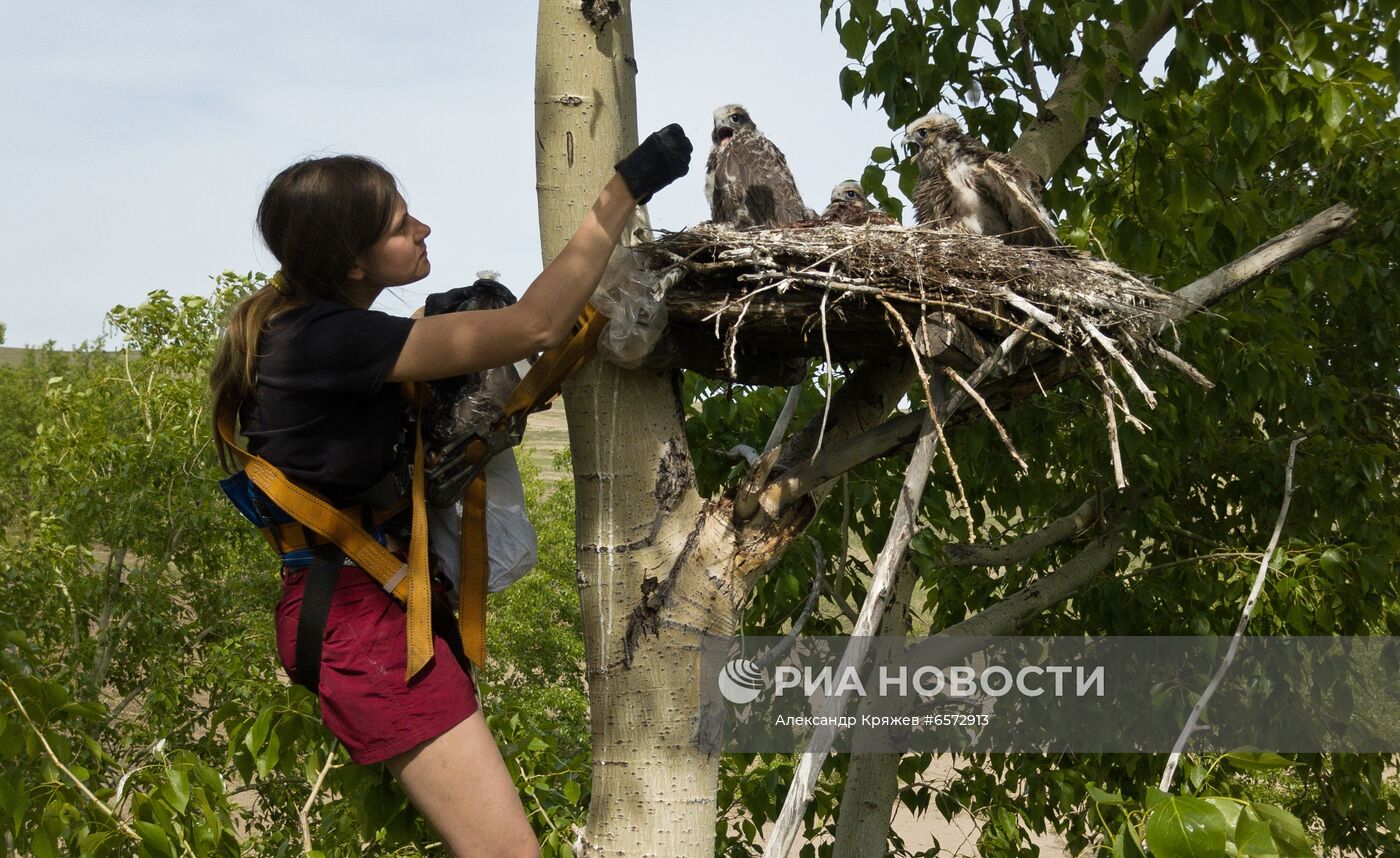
[427,447,539,607]
[591,244,669,368]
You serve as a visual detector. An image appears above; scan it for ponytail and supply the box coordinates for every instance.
[209,282,291,471]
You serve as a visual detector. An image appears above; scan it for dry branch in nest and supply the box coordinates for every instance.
[634,223,1192,384]
[632,223,1202,465]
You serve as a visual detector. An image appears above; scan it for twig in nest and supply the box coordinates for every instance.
[1078,314,1158,408]
[877,295,975,541]
[1090,359,1128,489]
[1088,352,1150,435]
[725,299,752,379]
[942,364,1029,475]
[1147,342,1215,388]
[998,288,1069,344]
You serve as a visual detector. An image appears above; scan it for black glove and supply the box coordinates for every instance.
[614,123,692,204]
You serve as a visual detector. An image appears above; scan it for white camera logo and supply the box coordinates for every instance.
[718,658,765,705]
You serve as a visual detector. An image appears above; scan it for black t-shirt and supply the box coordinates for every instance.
[241,300,416,501]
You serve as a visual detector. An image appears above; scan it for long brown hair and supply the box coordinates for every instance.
[210,155,401,470]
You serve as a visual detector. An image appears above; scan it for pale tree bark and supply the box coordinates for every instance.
[829,563,918,858]
[536,3,758,855]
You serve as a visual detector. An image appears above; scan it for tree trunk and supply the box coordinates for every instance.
[536,3,744,854]
[830,563,918,858]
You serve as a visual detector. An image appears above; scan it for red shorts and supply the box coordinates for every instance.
[275,563,480,765]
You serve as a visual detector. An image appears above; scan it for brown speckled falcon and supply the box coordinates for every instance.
[705,104,814,227]
[822,179,899,225]
[903,113,1061,248]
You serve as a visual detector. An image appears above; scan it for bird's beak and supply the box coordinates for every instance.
[902,137,921,158]
[712,120,735,147]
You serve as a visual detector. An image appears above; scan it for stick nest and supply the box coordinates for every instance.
[635,223,1189,383]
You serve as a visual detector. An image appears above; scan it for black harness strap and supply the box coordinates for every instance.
[292,544,475,697]
[293,543,345,695]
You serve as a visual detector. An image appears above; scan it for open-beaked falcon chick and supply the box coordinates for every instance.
[705,104,813,227]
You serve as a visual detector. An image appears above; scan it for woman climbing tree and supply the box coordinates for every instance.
[208,125,691,855]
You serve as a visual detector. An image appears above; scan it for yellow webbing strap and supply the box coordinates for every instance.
[441,304,607,665]
[459,471,489,666]
[218,408,436,682]
[502,304,606,418]
[216,303,608,680]
[446,304,606,664]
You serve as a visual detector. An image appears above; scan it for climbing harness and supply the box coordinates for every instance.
[218,296,606,691]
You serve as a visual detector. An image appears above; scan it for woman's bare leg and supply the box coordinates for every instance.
[385,710,539,858]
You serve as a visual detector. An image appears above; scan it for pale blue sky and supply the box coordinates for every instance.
[1,2,909,347]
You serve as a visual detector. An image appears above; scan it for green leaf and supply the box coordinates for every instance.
[819,0,835,26]
[133,820,174,857]
[164,768,190,814]
[563,779,581,804]
[870,145,895,163]
[1071,91,1090,130]
[1145,795,1230,858]
[860,165,885,196]
[243,708,271,755]
[840,19,867,59]
[1087,782,1128,805]
[1113,824,1149,858]
[953,0,980,27]
[1292,30,1318,63]
[1116,83,1145,121]
[1251,804,1314,856]
[1319,87,1349,130]
[1235,808,1281,856]
[1204,796,1242,831]
[1222,750,1294,771]
[839,68,863,104]
[1318,549,1344,575]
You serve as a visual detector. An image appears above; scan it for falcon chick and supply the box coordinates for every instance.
[705,104,813,227]
[903,113,1061,248]
[822,179,898,225]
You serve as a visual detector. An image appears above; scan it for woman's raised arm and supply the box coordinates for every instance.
[388,125,691,383]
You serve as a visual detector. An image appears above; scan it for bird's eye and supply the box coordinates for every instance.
[917,128,928,138]
[846,191,858,199]
[732,113,746,123]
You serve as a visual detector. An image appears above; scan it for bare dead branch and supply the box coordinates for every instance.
[944,493,1104,566]
[942,364,1028,474]
[1159,436,1305,792]
[723,444,759,466]
[1147,342,1214,388]
[763,405,945,858]
[763,378,806,454]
